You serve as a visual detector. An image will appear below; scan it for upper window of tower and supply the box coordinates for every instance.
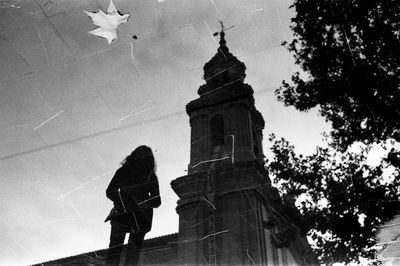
[210,114,225,149]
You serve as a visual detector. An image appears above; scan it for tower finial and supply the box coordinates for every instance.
[212,21,234,52]
[219,21,226,48]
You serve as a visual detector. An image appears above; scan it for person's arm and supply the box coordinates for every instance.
[138,173,161,208]
[106,169,125,212]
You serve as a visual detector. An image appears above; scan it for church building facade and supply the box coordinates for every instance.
[35,30,316,266]
[170,29,315,266]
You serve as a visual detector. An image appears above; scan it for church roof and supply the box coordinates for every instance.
[142,232,178,249]
[32,233,178,265]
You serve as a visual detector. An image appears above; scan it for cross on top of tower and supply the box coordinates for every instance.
[218,21,227,49]
[213,21,233,53]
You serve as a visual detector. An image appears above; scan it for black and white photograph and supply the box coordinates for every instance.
[0,0,399,265]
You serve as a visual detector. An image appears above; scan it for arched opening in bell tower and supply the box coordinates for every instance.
[210,114,225,151]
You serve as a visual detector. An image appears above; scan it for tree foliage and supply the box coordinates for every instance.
[267,136,400,264]
[277,0,400,149]
[270,1,400,263]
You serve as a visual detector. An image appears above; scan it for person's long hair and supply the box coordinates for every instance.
[121,145,157,180]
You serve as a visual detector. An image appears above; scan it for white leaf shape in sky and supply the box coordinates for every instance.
[84,0,130,44]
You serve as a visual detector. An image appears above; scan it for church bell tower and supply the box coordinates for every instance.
[171,24,315,266]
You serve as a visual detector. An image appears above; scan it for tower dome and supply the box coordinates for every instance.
[199,29,246,96]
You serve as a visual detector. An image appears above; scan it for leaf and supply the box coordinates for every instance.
[83,0,130,44]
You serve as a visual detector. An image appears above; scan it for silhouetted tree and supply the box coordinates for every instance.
[277,0,400,149]
[269,0,400,264]
[267,136,400,264]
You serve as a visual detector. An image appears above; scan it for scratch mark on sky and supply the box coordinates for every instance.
[34,0,74,58]
[0,109,185,161]
[34,87,52,112]
[57,185,83,200]
[33,110,64,130]
[128,101,155,114]
[137,42,155,55]
[209,0,223,18]
[130,42,135,65]
[377,239,400,246]
[380,221,400,228]
[34,87,44,99]
[57,171,111,200]
[69,201,84,221]
[252,8,264,13]
[119,102,157,121]
[94,150,106,166]
[204,20,216,43]
[0,20,197,87]
[0,83,276,162]
[36,27,49,66]
[8,235,30,254]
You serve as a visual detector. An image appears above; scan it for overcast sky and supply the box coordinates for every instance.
[0,0,329,265]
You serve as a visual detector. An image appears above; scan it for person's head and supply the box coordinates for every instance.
[122,145,156,173]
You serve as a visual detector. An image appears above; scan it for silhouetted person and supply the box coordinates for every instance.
[105,145,161,266]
